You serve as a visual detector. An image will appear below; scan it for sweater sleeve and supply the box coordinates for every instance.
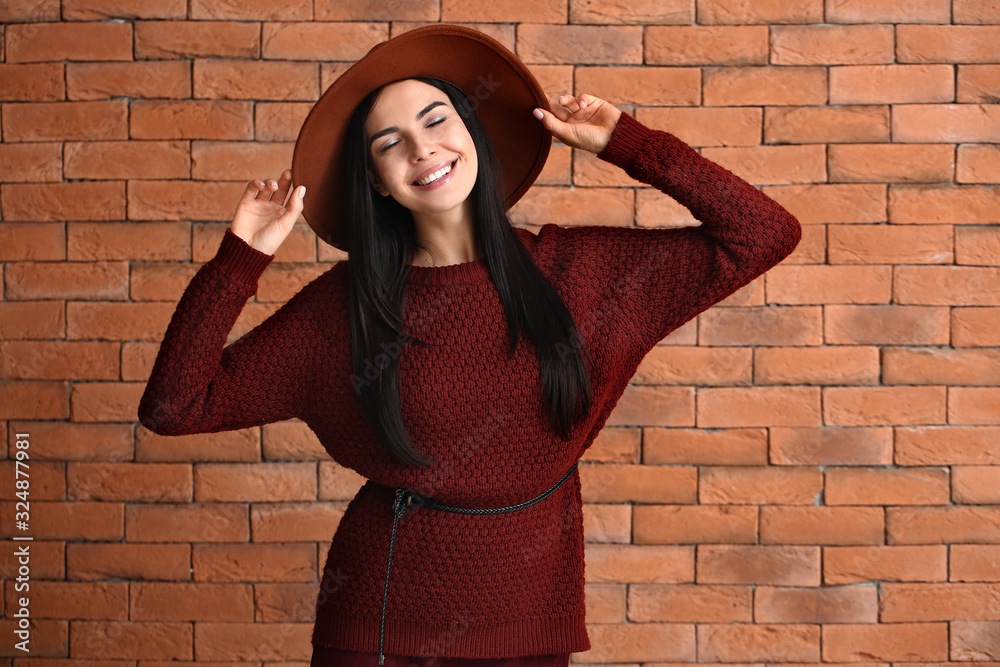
[565,111,802,355]
[137,228,322,436]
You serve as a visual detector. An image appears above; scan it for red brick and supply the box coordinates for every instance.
[441,0,564,22]
[823,623,948,662]
[0,300,64,338]
[582,464,695,504]
[575,67,699,106]
[128,180,245,221]
[1,341,118,380]
[5,260,127,300]
[645,26,768,66]
[195,622,313,661]
[0,223,65,262]
[955,0,1000,22]
[784,223,826,264]
[65,141,189,180]
[0,538,64,579]
[312,0,436,19]
[575,148,646,187]
[194,59,317,101]
[702,145,825,185]
[126,503,249,542]
[0,499,121,539]
[261,22,386,61]
[629,583,751,622]
[704,66,826,106]
[771,25,893,65]
[891,184,1000,224]
[754,585,877,623]
[698,545,820,585]
[896,266,1000,306]
[826,0,951,22]
[829,143,955,183]
[254,102,312,142]
[953,308,1000,347]
[0,459,63,499]
[645,428,766,465]
[698,306,822,346]
[194,462,316,502]
[609,386,694,427]
[896,426,1000,465]
[952,545,1000,581]
[637,107,761,146]
[953,620,1000,660]
[754,346,879,385]
[698,387,821,428]
[700,466,820,504]
[633,505,757,545]
[770,427,892,465]
[826,467,950,505]
[251,501,345,542]
[5,21,131,63]
[64,0,185,18]
[131,582,253,621]
[894,104,1000,143]
[828,224,953,264]
[582,0,695,22]
[824,545,947,584]
[583,502,630,543]
[191,141,293,182]
[697,0,822,23]
[950,387,1000,426]
[2,100,127,141]
[883,347,1000,386]
[255,581,318,622]
[953,466,1000,503]
[586,544,693,584]
[958,65,1000,103]
[0,142,61,181]
[135,20,261,59]
[508,186,633,227]
[700,624,819,663]
[958,145,1000,184]
[71,381,143,422]
[516,25,642,65]
[68,462,191,502]
[825,305,949,345]
[190,0,311,20]
[581,426,640,464]
[0,380,69,419]
[898,25,1000,64]
[2,181,125,221]
[193,543,315,582]
[8,421,132,461]
[0,62,64,101]
[830,64,954,105]
[635,346,751,386]
[765,183,885,224]
[765,265,891,304]
[67,61,191,100]
[764,105,888,144]
[130,100,254,140]
[66,301,174,341]
[136,420,253,464]
[67,542,191,581]
[957,225,1000,266]
[761,506,883,544]
[890,506,1000,544]
[4,581,127,620]
[71,620,192,660]
[0,0,60,22]
[824,386,946,426]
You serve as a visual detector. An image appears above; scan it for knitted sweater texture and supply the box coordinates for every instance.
[137,112,801,658]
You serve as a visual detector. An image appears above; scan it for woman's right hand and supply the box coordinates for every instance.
[230,169,305,256]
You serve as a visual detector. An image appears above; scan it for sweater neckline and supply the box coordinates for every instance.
[405,256,489,286]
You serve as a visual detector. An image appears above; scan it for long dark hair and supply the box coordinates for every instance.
[342,77,598,467]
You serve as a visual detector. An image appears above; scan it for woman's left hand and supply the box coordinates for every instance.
[533,93,622,155]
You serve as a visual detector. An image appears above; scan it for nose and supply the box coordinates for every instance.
[409,136,436,162]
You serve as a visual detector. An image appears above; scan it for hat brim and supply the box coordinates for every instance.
[291,25,551,251]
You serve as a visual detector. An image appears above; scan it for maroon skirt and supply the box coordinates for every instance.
[310,647,571,667]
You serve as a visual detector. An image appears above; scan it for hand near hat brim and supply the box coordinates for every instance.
[230,169,305,256]
[532,93,623,155]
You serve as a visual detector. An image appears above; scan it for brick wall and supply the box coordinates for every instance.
[1,0,999,663]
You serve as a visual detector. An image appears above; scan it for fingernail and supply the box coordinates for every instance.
[532,109,543,120]
[298,186,306,199]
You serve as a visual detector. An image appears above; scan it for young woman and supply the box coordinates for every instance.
[138,25,801,667]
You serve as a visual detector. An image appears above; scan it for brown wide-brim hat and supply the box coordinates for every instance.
[292,24,551,252]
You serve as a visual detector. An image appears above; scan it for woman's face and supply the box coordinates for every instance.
[364,79,479,220]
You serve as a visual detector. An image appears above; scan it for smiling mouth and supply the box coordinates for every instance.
[414,160,456,186]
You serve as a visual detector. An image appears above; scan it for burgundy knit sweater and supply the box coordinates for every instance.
[137,112,801,658]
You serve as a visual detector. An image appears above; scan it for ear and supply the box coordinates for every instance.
[368,169,389,197]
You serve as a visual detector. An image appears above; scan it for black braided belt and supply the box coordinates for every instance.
[376,461,579,665]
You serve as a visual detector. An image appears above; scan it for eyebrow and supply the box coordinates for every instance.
[368,101,447,149]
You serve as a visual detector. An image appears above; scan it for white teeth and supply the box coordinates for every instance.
[416,163,452,186]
